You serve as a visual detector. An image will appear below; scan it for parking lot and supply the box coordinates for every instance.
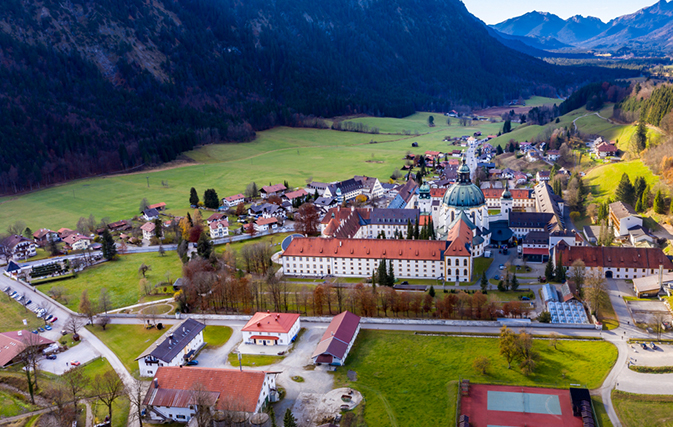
[39,340,101,375]
[625,299,673,327]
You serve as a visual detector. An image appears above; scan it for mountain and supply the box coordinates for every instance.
[0,0,634,195]
[580,0,673,53]
[492,11,607,46]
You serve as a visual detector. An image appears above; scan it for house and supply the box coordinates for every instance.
[628,225,654,247]
[282,189,309,203]
[513,172,528,185]
[632,273,673,298]
[536,171,551,182]
[521,231,549,262]
[62,233,92,251]
[260,184,287,199]
[583,225,600,244]
[546,150,560,162]
[222,194,245,208]
[135,319,205,377]
[609,201,642,238]
[141,222,159,241]
[206,213,226,225]
[0,331,54,367]
[248,203,286,220]
[387,180,419,209]
[147,202,166,211]
[314,197,337,214]
[254,217,278,232]
[594,141,618,158]
[33,229,59,247]
[241,312,301,346]
[312,311,361,366]
[108,220,132,232]
[526,151,540,162]
[143,208,160,221]
[354,176,384,199]
[553,245,673,280]
[209,219,230,239]
[307,182,330,196]
[143,367,278,423]
[1,235,37,260]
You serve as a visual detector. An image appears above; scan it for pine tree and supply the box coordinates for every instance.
[555,253,565,282]
[633,176,647,201]
[414,217,420,240]
[406,219,413,239]
[189,187,199,206]
[387,260,395,287]
[511,274,519,291]
[615,173,635,207]
[283,409,297,427]
[429,285,436,297]
[203,188,220,209]
[377,260,388,287]
[654,190,667,214]
[634,121,647,152]
[640,188,649,212]
[545,258,554,281]
[480,272,488,292]
[101,229,117,260]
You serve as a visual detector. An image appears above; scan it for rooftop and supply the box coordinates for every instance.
[282,237,446,261]
[312,311,361,360]
[609,201,637,220]
[242,312,300,334]
[136,319,205,363]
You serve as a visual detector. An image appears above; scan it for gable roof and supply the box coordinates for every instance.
[0,235,32,250]
[136,319,205,363]
[256,217,278,226]
[61,233,91,245]
[558,246,673,270]
[143,208,160,217]
[143,367,268,413]
[210,219,230,229]
[445,215,473,257]
[147,202,166,210]
[596,142,618,152]
[33,228,55,239]
[609,201,637,220]
[283,237,446,261]
[312,311,361,361]
[207,213,226,222]
[482,188,532,200]
[0,331,54,367]
[140,222,156,232]
[261,184,286,194]
[283,189,308,200]
[224,194,245,202]
[242,312,300,334]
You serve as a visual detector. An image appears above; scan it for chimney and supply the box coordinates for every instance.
[154,378,159,389]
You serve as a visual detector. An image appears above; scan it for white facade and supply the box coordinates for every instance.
[209,221,230,239]
[282,255,445,280]
[241,319,300,346]
[138,330,204,378]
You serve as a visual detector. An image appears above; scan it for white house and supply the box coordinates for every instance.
[260,184,286,199]
[209,219,230,239]
[61,233,91,251]
[222,194,245,208]
[536,171,550,182]
[135,319,205,378]
[312,311,361,366]
[141,222,159,241]
[143,367,278,423]
[0,235,37,260]
[143,208,160,221]
[609,201,642,238]
[241,312,301,346]
[254,217,278,232]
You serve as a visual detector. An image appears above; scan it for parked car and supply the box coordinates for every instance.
[494,275,500,280]
[185,360,199,366]
[24,300,32,306]
[641,343,647,350]
[45,315,53,321]
[499,264,504,270]
[46,355,57,360]
[70,360,81,366]
[45,325,52,331]
[38,327,45,332]
[32,330,39,334]
[50,317,58,323]
[650,342,657,350]
[61,330,68,336]
[2,286,10,293]
[521,296,530,301]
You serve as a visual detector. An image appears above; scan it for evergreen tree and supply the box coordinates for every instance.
[496,145,504,155]
[377,260,388,287]
[480,272,488,292]
[429,285,436,297]
[406,219,413,239]
[654,190,667,214]
[283,409,297,427]
[545,258,554,281]
[633,176,647,201]
[101,229,117,260]
[511,274,519,291]
[387,260,395,287]
[186,212,193,227]
[614,173,635,207]
[203,188,220,209]
[634,121,647,152]
[640,188,649,212]
[153,218,162,239]
[555,253,566,282]
[635,197,643,213]
[414,217,420,240]
[189,187,199,206]
[196,233,213,259]
[502,120,512,134]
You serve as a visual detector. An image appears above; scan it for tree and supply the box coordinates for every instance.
[19,332,44,404]
[197,233,213,259]
[502,120,512,134]
[472,355,490,375]
[584,269,608,316]
[545,258,554,281]
[138,262,151,278]
[377,260,388,287]
[126,377,147,427]
[499,326,517,369]
[158,245,166,257]
[634,121,647,152]
[7,220,26,236]
[615,173,635,207]
[203,188,220,209]
[79,290,96,324]
[99,288,112,314]
[284,408,297,427]
[191,383,216,427]
[496,144,504,155]
[480,272,488,292]
[429,285,436,298]
[549,332,559,350]
[654,189,667,214]
[139,198,149,213]
[569,259,586,299]
[537,311,551,323]
[387,260,395,287]
[93,371,124,425]
[64,316,84,335]
[245,182,259,198]
[63,366,89,410]
[554,253,565,282]
[511,274,519,291]
[101,229,117,260]
[98,315,111,330]
[406,219,413,239]
[296,203,320,236]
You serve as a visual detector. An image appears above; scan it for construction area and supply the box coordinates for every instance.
[290,387,362,427]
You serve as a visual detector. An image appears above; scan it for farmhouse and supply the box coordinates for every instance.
[260,183,287,199]
[143,367,278,423]
[536,170,550,182]
[283,189,309,202]
[241,312,301,346]
[209,219,230,239]
[147,202,166,211]
[141,222,159,241]
[222,194,245,208]
[143,208,160,221]
[311,311,361,366]
[61,233,91,251]
[0,331,54,367]
[254,217,278,232]
[33,229,59,247]
[135,319,205,378]
[594,140,618,158]
[0,235,37,260]
[554,245,673,279]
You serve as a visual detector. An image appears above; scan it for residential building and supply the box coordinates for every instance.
[254,217,278,232]
[108,220,132,232]
[222,194,245,209]
[147,202,166,211]
[209,219,230,239]
[141,222,159,241]
[135,319,205,377]
[307,182,329,195]
[0,331,54,367]
[0,235,37,260]
[594,141,618,158]
[313,197,337,214]
[546,150,560,162]
[536,171,551,182]
[282,189,309,203]
[206,213,227,224]
[387,180,419,209]
[521,231,549,262]
[483,188,535,210]
[61,233,91,251]
[553,245,673,279]
[143,367,278,423]
[260,184,287,199]
[248,203,286,220]
[143,208,160,221]
[312,311,361,366]
[33,229,59,247]
[241,312,301,346]
[609,201,642,238]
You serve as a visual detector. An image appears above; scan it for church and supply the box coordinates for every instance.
[281,159,524,283]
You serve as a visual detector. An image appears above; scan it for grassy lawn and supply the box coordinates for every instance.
[584,160,659,204]
[43,251,183,311]
[612,390,673,427]
[0,115,522,232]
[0,292,46,333]
[472,257,493,281]
[217,232,291,270]
[85,324,167,375]
[0,389,38,418]
[203,326,233,349]
[486,289,535,302]
[92,396,130,427]
[597,298,619,330]
[227,353,283,367]
[335,330,618,427]
[592,395,614,427]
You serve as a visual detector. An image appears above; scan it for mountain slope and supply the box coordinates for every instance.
[492,11,606,46]
[0,0,634,195]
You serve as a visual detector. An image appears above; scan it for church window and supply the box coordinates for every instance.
[464,269,468,276]
[463,259,467,266]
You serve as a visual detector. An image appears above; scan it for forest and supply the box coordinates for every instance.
[0,0,637,194]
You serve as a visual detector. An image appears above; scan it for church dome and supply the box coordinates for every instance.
[442,159,485,209]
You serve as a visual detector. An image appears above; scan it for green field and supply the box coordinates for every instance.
[227,353,283,367]
[0,291,46,333]
[584,160,659,203]
[43,251,183,311]
[0,113,519,232]
[203,325,233,348]
[612,390,673,427]
[592,395,614,427]
[335,330,617,427]
[341,112,511,135]
[85,324,167,374]
[0,389,38,418]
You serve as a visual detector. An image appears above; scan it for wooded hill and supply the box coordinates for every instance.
[0,0,635,194]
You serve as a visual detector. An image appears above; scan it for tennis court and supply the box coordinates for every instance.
[460,384,584,427]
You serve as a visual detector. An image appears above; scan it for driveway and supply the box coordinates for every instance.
[39,340,100,375]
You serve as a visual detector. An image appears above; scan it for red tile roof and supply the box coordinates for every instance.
[482,188,533,200]
[523,248,549,256]
[261,184,286,193]
[207,213,226,222]
[249,335,279,340]
[140,222,156,232]
[284,189,308,200]
[430,188,447,198]
[242,312,300,334]
[0,331,54,367]
[282,237,446,261]
[209,219,230,229]
[312,311,361,360]
[596,142,618,153]
[33,228,55,239]
[255,217,278,226]
[558,246,673,270]
[147,202,166,210]
[224,194,245,202]
[445,219,473,256]
[143,367,267,413]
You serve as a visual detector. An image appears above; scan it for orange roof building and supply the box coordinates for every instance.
[242,312,301,346]
[143,367,279,423]
[554,245,673,280]
[0,331,54,367]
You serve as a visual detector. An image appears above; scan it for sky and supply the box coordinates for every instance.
[462,0,658,25]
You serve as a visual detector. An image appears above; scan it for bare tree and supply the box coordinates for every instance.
[569,259,586,299]
[18,332,44,403]
[138,263,152,278]
[549,332,559,350]
[296,203,320,236]
[266,268,282,312]
[50,382,76,426]
[652,312,666,341]
[93,371,125,424]
[126,376,148,427]
[334,283,345,313]
[99,288,112,314]
[63,366,89,408]
[191,382,217,427]
[64,316,84,335]
[584,268,609,316]
[79,290,97,324]
[98,315,111,331]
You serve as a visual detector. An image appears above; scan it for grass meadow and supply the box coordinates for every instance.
[584,160,659,203]
[334,330,618,427]
[612,390,673,427]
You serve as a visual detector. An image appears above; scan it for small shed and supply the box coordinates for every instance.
[632,273,673,298]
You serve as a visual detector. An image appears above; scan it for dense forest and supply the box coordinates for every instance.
[616,83,673,128]
[0,0,637,194]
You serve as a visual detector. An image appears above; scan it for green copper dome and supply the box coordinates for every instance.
[501,182,512,200]
[442,158,485,209]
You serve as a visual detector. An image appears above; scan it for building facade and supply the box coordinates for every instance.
[136,319,205,378]
[241,312,301,346]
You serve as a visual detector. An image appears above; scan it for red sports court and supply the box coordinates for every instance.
[459,383,595,427]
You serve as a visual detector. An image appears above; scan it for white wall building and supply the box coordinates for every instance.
[136,319,205,378]
[241,312,301,346]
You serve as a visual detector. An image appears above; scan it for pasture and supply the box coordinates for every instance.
[584,160,659,203]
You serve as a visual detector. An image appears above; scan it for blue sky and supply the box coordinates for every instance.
[462,0,658,25]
